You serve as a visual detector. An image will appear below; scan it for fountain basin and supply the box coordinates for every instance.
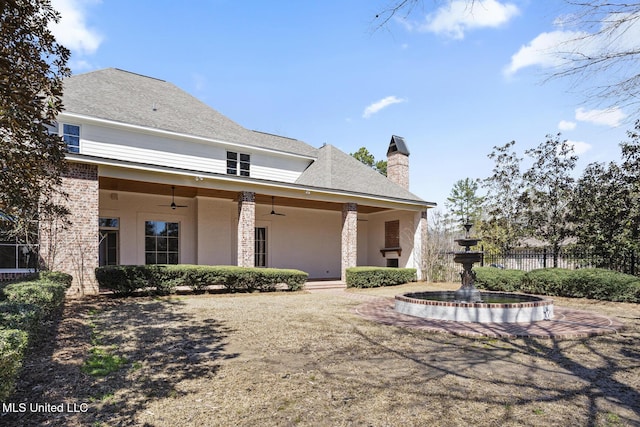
[395,291,554,323]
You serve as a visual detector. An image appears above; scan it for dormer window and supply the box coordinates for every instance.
[227,151,250,176]
[62,124,80,153]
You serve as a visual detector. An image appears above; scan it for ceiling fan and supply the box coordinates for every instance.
[266,196,286,216]
[158,186,188,210]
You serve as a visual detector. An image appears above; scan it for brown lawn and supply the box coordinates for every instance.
[4,282,640,426]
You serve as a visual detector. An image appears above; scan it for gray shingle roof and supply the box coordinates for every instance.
[62,68,318,157]
[62,68,430,206]
[295,144,426,203]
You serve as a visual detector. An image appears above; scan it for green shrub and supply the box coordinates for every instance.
[560,269,640,302]
[3,281,67,314]
[184,266,227,292]
[0,302,43,334]
[346,267,416,288]
[94,265,154,296]
[95,265,309,296]
[522,268,581,296]
[474,267,526,292]
[240,268,308,292]
[0,329,28,401]
[520,268,640,302]
[0,274,68,402]
[38,271,73,288]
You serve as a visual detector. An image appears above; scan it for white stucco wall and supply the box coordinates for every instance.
[253,204,342,279]
[99,190,197,265]
[99,190,344,279]
[196,197,235,265]
[365,210,418,270]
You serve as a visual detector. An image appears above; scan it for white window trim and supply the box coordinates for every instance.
[226,151,251,177]
[61,123,81,154]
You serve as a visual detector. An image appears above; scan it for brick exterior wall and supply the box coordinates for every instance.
[0,272,36,283]
[341,202,358,281]
[237,191,255,267]
[39,162,99,295]
[387,152,409,190]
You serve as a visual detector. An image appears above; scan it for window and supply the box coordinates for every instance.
[62,124,80,153]
[227,151,250,176]
[255,227,267,267]
[0,223,36,270]
[385,220,400,248]
[145,221,179,264]
[99,218,119,266]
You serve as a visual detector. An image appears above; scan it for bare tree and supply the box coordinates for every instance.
[549,2,640,115]
[422,209,458,282]
[375,1,640,117]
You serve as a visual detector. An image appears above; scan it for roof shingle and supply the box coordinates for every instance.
[62,68,431,206]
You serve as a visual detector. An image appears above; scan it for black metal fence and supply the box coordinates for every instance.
[479,247,638,276]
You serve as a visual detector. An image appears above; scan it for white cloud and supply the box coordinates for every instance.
[420,0,519,39]
[362,96,407,119]
[50,0,102,55]
[505,11,640,76]
[504,30,587,76]
[558,120,577,131]
[575,107,627,127]
[565,140,591,155]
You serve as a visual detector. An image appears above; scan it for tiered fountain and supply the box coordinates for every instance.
[452,221,484,303]
[395,222,554,323]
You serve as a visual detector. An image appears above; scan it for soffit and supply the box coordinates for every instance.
[99,177,389,213]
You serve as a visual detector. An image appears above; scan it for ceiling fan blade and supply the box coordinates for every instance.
[268,196,286,216]
[158,186,188,208]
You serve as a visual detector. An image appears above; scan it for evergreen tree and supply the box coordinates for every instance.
[480,141,525,253]
[522,134,578,266]
[0,0,71,245]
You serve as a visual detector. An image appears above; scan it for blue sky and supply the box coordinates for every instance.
[49,0,636,212]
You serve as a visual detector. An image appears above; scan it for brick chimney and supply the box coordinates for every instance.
[387,135,410,189]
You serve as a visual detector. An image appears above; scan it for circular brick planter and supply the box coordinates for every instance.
[395,291,554,323]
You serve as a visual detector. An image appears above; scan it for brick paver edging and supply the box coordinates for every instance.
[353,297,626,339]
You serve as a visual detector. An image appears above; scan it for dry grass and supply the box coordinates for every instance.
[4,283,640,426]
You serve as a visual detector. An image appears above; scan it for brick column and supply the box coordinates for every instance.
[39,162,99,295]
[237,191,255,267]
[414,210,428,280]
[341,202,357,282]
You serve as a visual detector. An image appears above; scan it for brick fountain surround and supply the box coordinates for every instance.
[395,222,555,323]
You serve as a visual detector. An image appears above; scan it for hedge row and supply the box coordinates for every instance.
[95,265,309,296]
[474,267,640,302]
[0,271,71,401]
[346,267,417,288]
[474,267,526,292]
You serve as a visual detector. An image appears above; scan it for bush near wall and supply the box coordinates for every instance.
[0,271,70,401]
[346,267,417,288]
[95,265,309,296]
[0,329,28,401]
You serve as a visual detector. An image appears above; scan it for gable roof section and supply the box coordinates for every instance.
[296,144,428,204]
[63,68,432,206]
[62,68,318,157]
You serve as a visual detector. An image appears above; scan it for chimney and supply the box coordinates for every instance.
[387,135,410,189]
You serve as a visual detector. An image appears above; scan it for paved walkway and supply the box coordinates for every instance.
[306,282,626,339]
